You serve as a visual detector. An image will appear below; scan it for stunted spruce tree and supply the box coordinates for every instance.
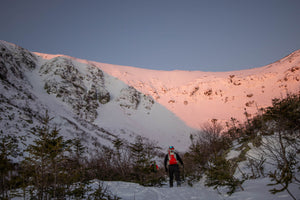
[22,111,72,199]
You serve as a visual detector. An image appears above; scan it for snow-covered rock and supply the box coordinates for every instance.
[1,40,300,152]
[0,40,194,152]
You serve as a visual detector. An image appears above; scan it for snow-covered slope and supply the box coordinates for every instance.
[0,40,193,152]
[100,179,299,200]
[96,53,300,129]
[1,40,300,152]
[36,48,300,129]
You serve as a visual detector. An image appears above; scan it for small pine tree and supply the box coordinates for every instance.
[260,93,300,200]
[129,135,161,185]
[129,136,150,183]
[112,137,130,178]
[264,93,300,132]
[22,111,71,199]
[206,155,244,195]
[0,133,21,199]
[66,138,90,199]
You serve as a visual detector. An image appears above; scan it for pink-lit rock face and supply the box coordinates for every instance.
[1,40,299,151]
[35,50,300,129]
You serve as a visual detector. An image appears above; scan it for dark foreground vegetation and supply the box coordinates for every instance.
[1,111,164,199]
[1,93,299,199]
[185,92,300,199]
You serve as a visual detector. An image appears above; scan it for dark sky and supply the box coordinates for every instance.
[1,0,300,71]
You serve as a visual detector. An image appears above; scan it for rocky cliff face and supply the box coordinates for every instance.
[1,40,299,152]
[0,41,39,139]
[0,41,163,152]
[40,56,110,122]
[94,50,300,128]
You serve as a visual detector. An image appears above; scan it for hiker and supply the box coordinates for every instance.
[164,146,184,187]
[150,160,159,173]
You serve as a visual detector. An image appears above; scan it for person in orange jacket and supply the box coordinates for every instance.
[164,146,184,187]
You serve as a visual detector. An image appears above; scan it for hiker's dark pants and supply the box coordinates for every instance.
[168,164,180,187]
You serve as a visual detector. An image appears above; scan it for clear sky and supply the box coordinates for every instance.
[1,0,300,72]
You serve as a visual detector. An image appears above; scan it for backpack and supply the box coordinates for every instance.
[168,150,178,165]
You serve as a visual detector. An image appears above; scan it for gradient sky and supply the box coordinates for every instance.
[1,0,300,72]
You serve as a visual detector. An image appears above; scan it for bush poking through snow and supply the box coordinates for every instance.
[185,93,300,197]
[206,155,244,195]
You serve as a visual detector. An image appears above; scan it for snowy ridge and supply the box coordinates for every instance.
[0,40,194,152]
[1,40,300,152]
[36,48,300,129]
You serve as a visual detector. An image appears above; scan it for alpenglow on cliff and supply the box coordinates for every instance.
[1,40,299,151]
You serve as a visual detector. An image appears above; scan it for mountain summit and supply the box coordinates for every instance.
[1,40,299,151]
[35,46,300,128]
